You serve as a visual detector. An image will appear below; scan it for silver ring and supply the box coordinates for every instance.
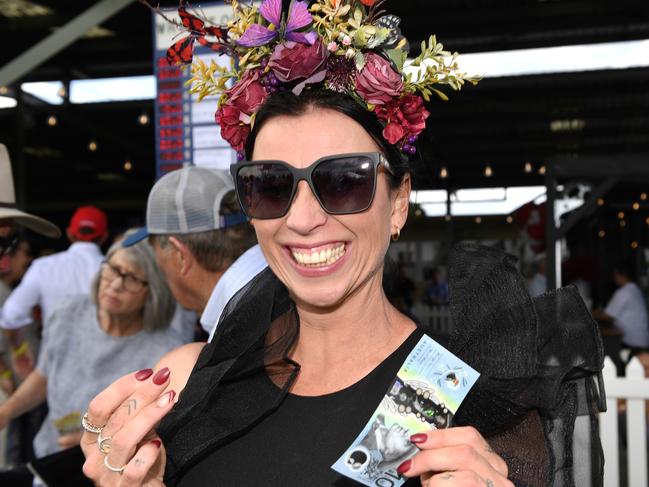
[81,412,104,434]
[104,455,126,474]
[97,431,112,454]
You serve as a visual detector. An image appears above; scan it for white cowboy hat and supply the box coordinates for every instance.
[0,143,60,238]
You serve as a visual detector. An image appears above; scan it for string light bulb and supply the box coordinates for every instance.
[641,192,647,201]
[57,86,67,98]
[596,198,604,206]
[538,165,546,175]
[633,202,640,210]
[123,160,133,171]
[506,216,513,224]
[0,86,8,95]
[88,140,97,152]
[631,241,639,249]
[484,165,493,177]
[47,115,57,126]
[415,209,422,217]
[619,220,626,228]
[524,162,533,173]
[138,113,150,126]
[475,216,482,224]
[598,230,606,238]
[440,167,448,179]
[444,214,451,222]
[618,211,625,219]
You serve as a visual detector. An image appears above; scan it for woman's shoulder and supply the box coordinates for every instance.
[155,342,206,395]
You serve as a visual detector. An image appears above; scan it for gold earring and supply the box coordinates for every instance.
[391,228,401,242]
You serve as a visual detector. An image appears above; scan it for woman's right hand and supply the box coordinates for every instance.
[81,367,176,486]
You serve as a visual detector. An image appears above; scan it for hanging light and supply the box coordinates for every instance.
[631,241,639,249]
[57,86,67,98]
[123,160,133,171]
[88,140,97,152]
[596,198,604,206]
[444,214,451,222]
[415,209,422,217]
[0,86,8,95]
[506,215,513,224]
[47,115,57,126]
[475,216,482,224]
[138,113,150,126]
[440,167,448,179]
[618,211,625,219]
[641,192,647,201]
[538,165,547,175]
[632,202,640,210]
[619,220,626,228]
[598,230,606,238]
[524,162,533,173]
[483,165,493,177]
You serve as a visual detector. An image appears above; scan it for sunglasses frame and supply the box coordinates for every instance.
[230,152,395,220]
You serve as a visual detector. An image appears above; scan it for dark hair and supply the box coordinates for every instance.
[244,90,410,188]
[613,259,636,281]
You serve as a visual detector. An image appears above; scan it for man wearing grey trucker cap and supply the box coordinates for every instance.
[123,166,267,340]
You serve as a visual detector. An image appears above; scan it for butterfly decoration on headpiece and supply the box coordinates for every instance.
[153,0,480,156]
[166,5,230,64]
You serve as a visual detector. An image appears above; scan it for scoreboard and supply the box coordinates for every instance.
[153,3,236,178]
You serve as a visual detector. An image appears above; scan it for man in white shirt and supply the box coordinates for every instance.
[1,206,108,377]
[123,167,267,341]
[594,262,649,355]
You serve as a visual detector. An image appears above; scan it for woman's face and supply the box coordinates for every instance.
[98,249,148,316]
[250,108,410,309]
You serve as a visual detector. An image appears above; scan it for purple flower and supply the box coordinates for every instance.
[238,0,317,47]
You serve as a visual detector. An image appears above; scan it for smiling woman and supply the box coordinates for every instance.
[79,1,604,486]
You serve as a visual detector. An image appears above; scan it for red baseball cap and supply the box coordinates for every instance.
[67,206,108,241]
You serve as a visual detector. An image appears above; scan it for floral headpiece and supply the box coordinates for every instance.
[160,0,479,158]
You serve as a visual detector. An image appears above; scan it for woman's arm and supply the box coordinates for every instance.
[0,369,47,430]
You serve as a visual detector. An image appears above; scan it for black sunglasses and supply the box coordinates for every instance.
[230,152,395,220]
[0,235,19,257]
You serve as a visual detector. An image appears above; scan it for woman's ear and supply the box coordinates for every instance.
[391,173,411,232]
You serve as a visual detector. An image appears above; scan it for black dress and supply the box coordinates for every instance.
[158,243,605,486]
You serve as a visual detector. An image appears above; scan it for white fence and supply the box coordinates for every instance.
[411,304,453,335]
[599,356,649,487]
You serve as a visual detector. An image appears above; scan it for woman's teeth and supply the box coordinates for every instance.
[291,244,346,267]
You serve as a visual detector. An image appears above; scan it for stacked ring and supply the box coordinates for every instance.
[104,455,126,474]
[97,432,112,454]
[81,412,104,434]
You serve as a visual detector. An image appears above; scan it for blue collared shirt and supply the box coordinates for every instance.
[201,244,268,341]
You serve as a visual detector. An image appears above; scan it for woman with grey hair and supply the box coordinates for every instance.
[0,231,186,458]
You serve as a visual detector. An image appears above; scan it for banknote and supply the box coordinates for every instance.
[331,334,479,486]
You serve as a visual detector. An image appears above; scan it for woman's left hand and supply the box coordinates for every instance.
[397,426,513,486]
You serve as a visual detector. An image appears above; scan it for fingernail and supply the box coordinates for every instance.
[410,433,427,444]
[396,459,412,475]
[156,390,175,407]
[151,439,161,448]
[135,368,153,381]
[152,367,170,385]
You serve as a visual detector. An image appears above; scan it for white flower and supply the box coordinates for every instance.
[345,48,355,59]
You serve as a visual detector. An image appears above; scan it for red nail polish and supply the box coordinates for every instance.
[396,459,412,475]
[410,433,427,444]
[152,367,170,385]
[135,369,153,381]
[151,439,161,448]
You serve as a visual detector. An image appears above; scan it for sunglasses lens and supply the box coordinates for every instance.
[312,156,376,214]
[236,163,294,219]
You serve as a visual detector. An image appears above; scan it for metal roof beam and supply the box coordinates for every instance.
[0,0,133,87]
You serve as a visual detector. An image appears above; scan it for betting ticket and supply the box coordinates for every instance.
[331,334,479,486]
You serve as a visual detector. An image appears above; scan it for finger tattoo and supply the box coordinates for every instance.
[134,458,146,466]
[441,474,454,480]
[122,398,137,415]
[486,480,494,487]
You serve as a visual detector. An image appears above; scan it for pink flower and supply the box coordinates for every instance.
[215,105,250,152]
[355,53,403,105]
[269,39,328,83]
[375,94,430,145]
[327,41,338,52]
[224,69,268,117]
